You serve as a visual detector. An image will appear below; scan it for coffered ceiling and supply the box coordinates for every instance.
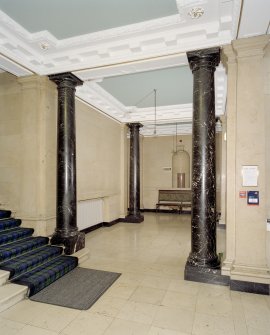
[0,0,269,136]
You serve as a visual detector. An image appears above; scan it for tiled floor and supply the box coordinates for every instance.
[1,213,270,335]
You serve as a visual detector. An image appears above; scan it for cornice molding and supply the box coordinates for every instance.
[232,35,270,58]
[0,4,235,76]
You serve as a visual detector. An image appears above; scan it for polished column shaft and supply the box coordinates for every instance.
[49,72,85,254]
[125,123,144,223]
[186,48,220,269]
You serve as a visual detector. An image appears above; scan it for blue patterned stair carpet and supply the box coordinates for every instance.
[0,210,78,297]
[1,245,63,279]
[12,256,78,296]
[0,210,12,219]
[0,218,21,231]
[0,237,49,262]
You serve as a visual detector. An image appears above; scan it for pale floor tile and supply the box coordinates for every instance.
[116,300,158,325]
[162,290,197,312]
[60,312,113,335]
[1,299,80,332]
[148,326,190,335]
[0,317,25,335]
[141,275,172,290]
[1,300,37,324]
[241,292,270,309]
[2,213,270,335]
[153,306,194,334]
[125,262,153,274]
[247,326,270,335]
[87,296,127,317]
[103,318,151,335]
[242,301,270,333]
[231,292,248,335]
[130,286,166,305]
[168,279,200,296]
[105,281,138,299]
[197,283,231,300]
[17,325,59,335]
[116,272,146,286]
[192,312,235,335]
[196,295,233,318]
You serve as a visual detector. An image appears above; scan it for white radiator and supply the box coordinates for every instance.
[77,198,103,230]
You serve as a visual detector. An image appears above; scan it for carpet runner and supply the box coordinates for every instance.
[0,210,78,297]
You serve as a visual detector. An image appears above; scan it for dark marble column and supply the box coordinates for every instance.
[49,72,85,255]
[125,123,144,223]
[184,48,228,285]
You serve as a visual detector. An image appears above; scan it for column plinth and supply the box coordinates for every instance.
[125,123,144,223]
[184,48,226,284]
[49,72,85,255]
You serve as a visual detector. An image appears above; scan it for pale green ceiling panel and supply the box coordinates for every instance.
[99,66,193,108]
[0,0,178,39]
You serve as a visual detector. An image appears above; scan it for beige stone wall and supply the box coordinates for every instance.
[142,131,223,212]
[0,73,127,235]
[264,42,270,267]
[142,135,192,209]
[0,73,57,236]
[222,35,270,283]
[76,100,127,221]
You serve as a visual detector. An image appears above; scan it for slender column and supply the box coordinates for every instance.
[125,123,144,223]
[49,72,85,255]
[185,48,224,283]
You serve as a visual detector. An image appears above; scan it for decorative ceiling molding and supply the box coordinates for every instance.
[141,122,193,137]
[0,1,238,76]
[74,53,188,81]
[0,54,33,76]
[76,61,226,134]
[124,104,193,124]
[76,81,127,121]
[0,1,240,136]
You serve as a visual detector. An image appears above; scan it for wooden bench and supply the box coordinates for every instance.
[156,189,192,213]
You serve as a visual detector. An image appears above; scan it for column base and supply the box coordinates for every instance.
[50,231,85,255]
[184,263,230,286]
[124,214,144,223]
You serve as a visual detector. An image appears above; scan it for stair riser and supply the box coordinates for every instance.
[0,284,28,313]
[0,237,49,262]
[0,246,63,279]
[0,219,21,231]
[12,256,78,296]
[0,228,34,246]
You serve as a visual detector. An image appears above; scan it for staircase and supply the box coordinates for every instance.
[0,210,80,312]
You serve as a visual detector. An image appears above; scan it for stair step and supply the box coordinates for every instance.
[0,236,49,262]
[0,245,63,279]
[0,218,21,231]
[0,227,34,246]
[0,283,28,313]
[12,255,78,296]
[0,210,11,220]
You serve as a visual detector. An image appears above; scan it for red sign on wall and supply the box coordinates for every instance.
[239,191,247,198]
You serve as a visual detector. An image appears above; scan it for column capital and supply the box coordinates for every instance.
[49,72,83,88]
[127,122,143,130]
[232,35,269,59]
[222,45,237,64]
[187,47,220,72]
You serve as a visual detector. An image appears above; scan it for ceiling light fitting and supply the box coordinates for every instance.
[39,42,50,50]
[188,7,204,19]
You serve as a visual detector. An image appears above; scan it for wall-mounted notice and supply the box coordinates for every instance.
[247,191,259,205]
[242,165,259,187]
[239,191,247,198]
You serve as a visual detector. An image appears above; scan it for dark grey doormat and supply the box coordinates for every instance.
[30,267,121,310]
